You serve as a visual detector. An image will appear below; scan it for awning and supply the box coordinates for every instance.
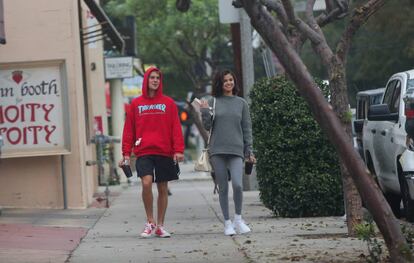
[0,0,5,44]
[83,0,124,53]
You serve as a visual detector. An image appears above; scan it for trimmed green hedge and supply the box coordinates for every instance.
[250,76,344,217]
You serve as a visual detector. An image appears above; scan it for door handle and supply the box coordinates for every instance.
[371,129,376,134]
[381,130,386,136]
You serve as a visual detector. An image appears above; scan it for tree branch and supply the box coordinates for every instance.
[186,102,208,144]
[316,0,349,27]
[280,0,295,23]
[296,19,323,45]
[271,0,323,47]
[336,0,386,62]
[261,0,289,27]
[303,0,334,66]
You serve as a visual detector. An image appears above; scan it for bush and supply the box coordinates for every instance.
[250,76,344,217]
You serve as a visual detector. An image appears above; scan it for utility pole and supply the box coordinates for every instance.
[110,78,123,178]
[239,9,254,102]
[0,0,5,44]
[230,23,243,97]
[221,1,254,99]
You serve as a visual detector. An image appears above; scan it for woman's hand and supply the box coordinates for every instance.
[200,100,209,109]
[246,155,256,164]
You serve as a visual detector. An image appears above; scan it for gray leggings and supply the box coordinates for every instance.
[210,155,243,221]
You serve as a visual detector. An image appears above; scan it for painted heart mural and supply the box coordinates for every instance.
[12,70,23,84]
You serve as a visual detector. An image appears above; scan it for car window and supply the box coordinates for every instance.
[390,81,401,113]
[408,79,414,89]
[371,93,383,105]
[383,80,396,106]
[357,99,366,119]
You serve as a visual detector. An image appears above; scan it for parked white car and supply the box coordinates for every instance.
[353,88,385,160]
[362,69,414,221]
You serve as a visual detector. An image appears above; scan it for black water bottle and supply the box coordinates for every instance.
[121,159,133,178]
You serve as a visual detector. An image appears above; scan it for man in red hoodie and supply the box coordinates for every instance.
[120,67,184,238]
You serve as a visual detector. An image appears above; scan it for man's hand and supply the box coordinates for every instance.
[174,153,184,162]
[118,156,130,167]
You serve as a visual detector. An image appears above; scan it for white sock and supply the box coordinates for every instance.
[234,214,242,221]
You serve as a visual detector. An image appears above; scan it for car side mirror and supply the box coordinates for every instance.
[367,104,398,122]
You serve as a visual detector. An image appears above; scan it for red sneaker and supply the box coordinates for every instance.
[155,225,171,238]
[140,222,155,238]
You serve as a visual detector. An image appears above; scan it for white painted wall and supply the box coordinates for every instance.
[0,0,108,208]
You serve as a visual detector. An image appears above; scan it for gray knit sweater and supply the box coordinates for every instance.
[201,95,253,159]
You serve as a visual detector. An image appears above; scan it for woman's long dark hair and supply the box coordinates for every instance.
[211,69,240,97]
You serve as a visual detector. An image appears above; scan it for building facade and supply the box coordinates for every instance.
[0,0,122,208]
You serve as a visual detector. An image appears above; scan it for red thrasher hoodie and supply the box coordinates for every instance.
[121,67,184,158]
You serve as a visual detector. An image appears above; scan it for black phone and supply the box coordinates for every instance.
[175,162,180,176]
[245,162,254,175]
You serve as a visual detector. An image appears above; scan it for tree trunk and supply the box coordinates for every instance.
[340,162,363,235]
[241,1,410,261]
[328,60,363,236]
[285,12,363,235]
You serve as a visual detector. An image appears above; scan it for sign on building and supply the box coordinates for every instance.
[0,61,70,158]
[104,56,133,79]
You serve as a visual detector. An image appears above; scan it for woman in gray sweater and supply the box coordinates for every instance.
[200,69,256,236]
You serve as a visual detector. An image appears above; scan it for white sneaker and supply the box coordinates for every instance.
[224,220,236,236]
[155,225,171,238]
[140,222,155,238]
[233,215,251,234]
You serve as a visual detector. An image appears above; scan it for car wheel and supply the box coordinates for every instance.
[400,173,414,222]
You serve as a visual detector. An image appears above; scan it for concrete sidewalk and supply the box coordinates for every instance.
[0,164,369,262]
[0,206,105,263]
[69,163,368,263]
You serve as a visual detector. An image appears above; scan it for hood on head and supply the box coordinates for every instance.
[142,67,163,98]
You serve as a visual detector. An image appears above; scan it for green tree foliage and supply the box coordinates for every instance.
[300,0,414,106]
[103,0,233,99]
[347,0,414,93]
[250,76,344,217]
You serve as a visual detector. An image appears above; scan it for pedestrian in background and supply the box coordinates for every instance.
[200,69,256,236]
[120,67,184,238]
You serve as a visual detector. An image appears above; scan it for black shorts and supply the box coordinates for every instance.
[135,155,179,182]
